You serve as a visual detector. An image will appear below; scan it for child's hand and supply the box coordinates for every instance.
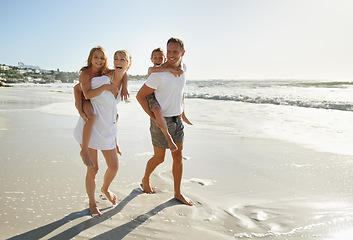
[106,84,120,97]
[169,67,184,77]
[121,87,130,101]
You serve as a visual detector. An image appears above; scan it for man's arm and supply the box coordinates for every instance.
[180,93,192,125]
[136,84,156,120]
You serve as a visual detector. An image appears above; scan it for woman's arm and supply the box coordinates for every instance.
[120,73,129,101]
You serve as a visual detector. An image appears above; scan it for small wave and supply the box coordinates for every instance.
[296,81,353,88]
[185,93,353,112]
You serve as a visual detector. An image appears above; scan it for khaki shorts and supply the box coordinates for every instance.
[146,93,160,110]
[150,117,184,149]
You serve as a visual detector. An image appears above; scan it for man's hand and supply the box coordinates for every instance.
[179,112,193,125]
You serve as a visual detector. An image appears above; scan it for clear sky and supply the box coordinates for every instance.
[1,0,353,80]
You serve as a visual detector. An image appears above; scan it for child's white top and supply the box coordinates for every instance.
[145,64,186,117]
[73,75,121,150]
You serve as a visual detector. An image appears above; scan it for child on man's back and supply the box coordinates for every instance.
[146,48,192,152]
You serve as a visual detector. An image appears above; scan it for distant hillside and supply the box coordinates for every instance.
[0,63,147,85]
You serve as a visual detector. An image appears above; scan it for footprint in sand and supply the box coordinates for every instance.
[224,205,289,235]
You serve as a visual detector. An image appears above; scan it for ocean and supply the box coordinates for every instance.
[2,79,353,239]
[5,79,353,156]
[181,79,353,156]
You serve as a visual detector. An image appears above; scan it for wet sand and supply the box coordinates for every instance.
[1,85,353,239]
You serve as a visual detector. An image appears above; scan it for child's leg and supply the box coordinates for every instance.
[81,100,95,167]
[152,105,178,152]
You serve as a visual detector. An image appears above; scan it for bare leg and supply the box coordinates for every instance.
[152,105,178,152]
[81,100,95,167]
[141,146,166,194]
[85,148,102,216]
[115,113,122,156]
[100,149,119,205]
[171,142,193,206]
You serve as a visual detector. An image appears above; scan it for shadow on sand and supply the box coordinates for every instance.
[8,188,142,240]
[8,188,182,240]
[90,198,182,240]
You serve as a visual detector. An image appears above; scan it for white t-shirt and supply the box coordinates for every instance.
[145,65,186,117]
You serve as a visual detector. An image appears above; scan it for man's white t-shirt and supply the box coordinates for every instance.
[145,66,186,117]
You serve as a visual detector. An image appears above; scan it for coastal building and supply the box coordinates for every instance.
[0,65,10,70]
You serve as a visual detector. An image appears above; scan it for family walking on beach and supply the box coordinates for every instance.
[73,37,193,216]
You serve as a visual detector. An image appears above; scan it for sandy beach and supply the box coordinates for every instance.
[1,84,353,240]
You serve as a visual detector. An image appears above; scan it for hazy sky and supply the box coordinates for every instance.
[1,0,353,80]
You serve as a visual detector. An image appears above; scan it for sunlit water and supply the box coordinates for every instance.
[7,79,353,156]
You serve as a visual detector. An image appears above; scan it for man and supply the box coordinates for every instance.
[136,37,193,206]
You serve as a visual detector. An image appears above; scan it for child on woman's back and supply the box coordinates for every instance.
[74,46,127,167]
[146,48,192,152]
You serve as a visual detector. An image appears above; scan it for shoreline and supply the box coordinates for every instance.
[1,86,353,239]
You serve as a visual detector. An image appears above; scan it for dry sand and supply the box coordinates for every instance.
[1,85,353,240]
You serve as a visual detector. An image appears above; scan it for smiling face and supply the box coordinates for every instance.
[151,51,165,66]
[91,50,107,70]
[114,53,130,72]
[166,42,185,68]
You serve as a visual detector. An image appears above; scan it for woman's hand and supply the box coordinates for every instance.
[79,111,88,122]
[120,87,130,101]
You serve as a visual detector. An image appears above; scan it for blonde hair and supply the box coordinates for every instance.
[80,46,109,74]
[114,50,132,67]
[151,47,165,58]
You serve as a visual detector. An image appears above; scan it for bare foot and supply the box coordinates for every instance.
[80,149,95,167]
[101,188,117,205]
[140,179,154,194]
[175,193,193,206]
[89,203,102,217]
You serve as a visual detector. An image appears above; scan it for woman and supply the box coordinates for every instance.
[74,48,132,216]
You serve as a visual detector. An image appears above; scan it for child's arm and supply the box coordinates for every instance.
[73,83,88,121]
[80,70,114,99]
[120,73,129,101]
[148,66,183,77]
